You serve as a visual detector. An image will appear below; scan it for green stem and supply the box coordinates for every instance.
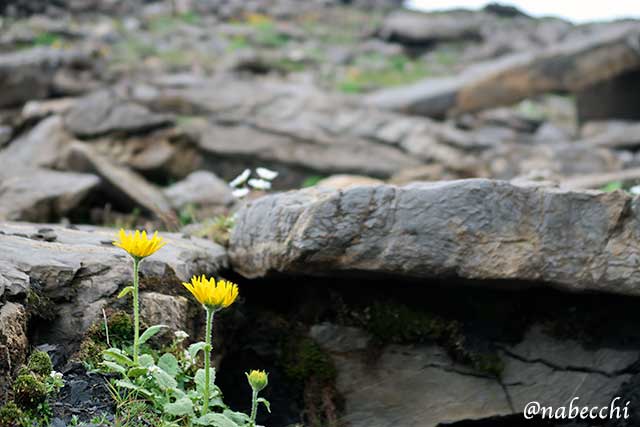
[249,389,258,426]
[203,307,214,415]
[132,258,140,364]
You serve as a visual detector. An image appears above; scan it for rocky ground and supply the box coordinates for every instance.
[2,0,640,426]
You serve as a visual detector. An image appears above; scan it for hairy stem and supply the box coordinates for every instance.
[203,307,214,415]
[132,257,140,364]
[250,389,258,426]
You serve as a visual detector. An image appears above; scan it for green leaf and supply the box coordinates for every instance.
[138,354,154,367]
[114,379,153,399]
[602,180,624,192]
[223,409,251,424]
[158,353,179,377]
[152,367,177,390]
[117,286,134,299]
[194,368,216,396]
[103,348,133,367]
[163,397,193,417]
[139,324,168,344]
[188,341,206,361]
[127,366,148,378]
[193,413,240,427]
[100,361,126,374]
[257,397,271,413]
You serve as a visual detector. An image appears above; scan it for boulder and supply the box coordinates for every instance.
[313,323,635,427]
[230,179,640,296]
[364,25,640,118]
[581,120,640,150]
[65,90,173,138]
[0,222,227,347]
[0,168,99,222]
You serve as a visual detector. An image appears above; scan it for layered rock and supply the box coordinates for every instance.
[230,179,640,296]
[365,24,640,118]
[0,222,227,346]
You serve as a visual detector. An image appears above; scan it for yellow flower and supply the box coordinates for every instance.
[113,229,166,259]
[182,275,239,311]
[246,370,268,392]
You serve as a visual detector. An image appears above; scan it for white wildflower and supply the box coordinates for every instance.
[248,178,271,190]
[256,167,278,181]
[50,371,63,380]
[232,187,250,198]
[147,365,161,374]
[630,185,640,195]
[174,330,189,341]
[229,169,251,188]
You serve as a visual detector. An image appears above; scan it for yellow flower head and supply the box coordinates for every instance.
[113,229,166,260]
[245,369,268,392]
[182,275,239,311]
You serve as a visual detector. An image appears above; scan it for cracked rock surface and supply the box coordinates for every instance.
[312,323,637,427]
[230,179,640,297]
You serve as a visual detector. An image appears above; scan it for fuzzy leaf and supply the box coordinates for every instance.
[194,368,216,396]
[188,341,206,361]
[114,379,153,399]
[139,324,168,344]
[102,348,133,367]
[127,366,148,378]
[257,397,271,413]
[158,353,179,377]
[101,361,126,374]
[193,413,240,427]
[117,286,134,299]
[163,397,193,417]
[152,367,177,390]
[138,354,155,368]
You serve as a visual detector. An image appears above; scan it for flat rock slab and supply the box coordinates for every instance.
[230,179,640,296]
[0,222,227,345]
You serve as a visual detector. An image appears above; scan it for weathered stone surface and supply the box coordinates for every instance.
[0,222,227,346]
[314,323,636,427]
[0,302,28,389]
[65,90,173,138]
[0,47,94,108]
[315,175,384,190]
[140,292,189,335]
[378,10,483,45]
[365,25,640,118]
[581,120,640,149]
[68,142,174,218]
[0,115,74,169]
[164,170,234,210]
[0,168,99,222]
[230,179,640,296]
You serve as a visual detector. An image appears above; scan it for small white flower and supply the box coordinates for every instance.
[183,349,194,368]
[248,178,271,190]
[232,187,250,198]
[229,169,251,188]
[256,167,278,181]
[174,330,189,341]
[630,185,640,195]
[50,371,63,380]
[147,365,161,374]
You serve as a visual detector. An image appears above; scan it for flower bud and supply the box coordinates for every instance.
[246,369,268,392]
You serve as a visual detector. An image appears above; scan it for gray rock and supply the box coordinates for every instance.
[0,222,227,346]
[365,25,640,118]
[378,10,484,45]
[140,292,190,335]
[0,168,99,222]
[0,115,73,169]
[65,90,172,138]
[230,179,640,296]
[68,142,174,219]
[314,323,636,427]
[581,120,640,150]
[164,170,234,210]
[0,47,94,108]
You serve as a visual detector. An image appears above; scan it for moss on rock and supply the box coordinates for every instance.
[0,401,23,427]
[27,351,52,376]
[13,374,47,409]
